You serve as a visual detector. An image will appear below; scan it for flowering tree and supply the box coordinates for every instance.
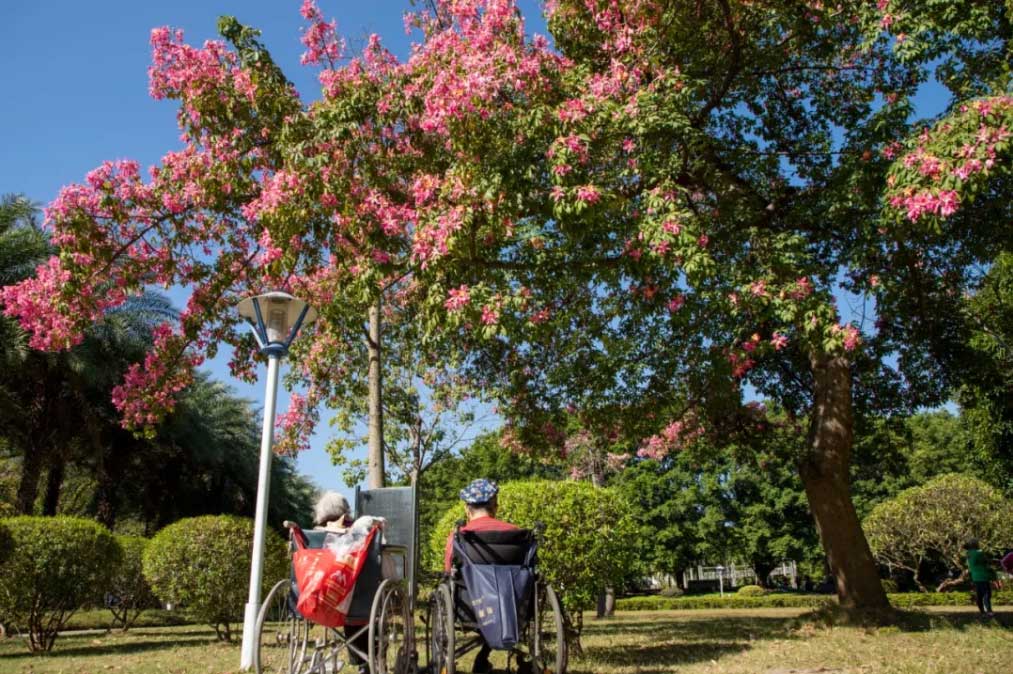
[5,0,1011,611]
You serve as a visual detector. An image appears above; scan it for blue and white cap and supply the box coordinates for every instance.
[459,478,499,505]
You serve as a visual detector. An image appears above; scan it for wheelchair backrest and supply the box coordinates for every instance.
[453,528,536,567]
[354,485,419,606]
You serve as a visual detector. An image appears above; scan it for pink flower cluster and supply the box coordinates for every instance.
[149,27,235,102]
[1,257,87,350]
[889,189,959,221]
[831,323,861,352]
[299,0,343,66]
[637,418,701,460]
[274,390,320,455]
[888,96,1013,223]
[444,285,471,311]
[110,323,198,430]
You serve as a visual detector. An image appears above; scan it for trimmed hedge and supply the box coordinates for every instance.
[142,515,287,641]
[617,592,829,611]
[616,591,1013,611]
[0,516,122,651]
[890,591,1013,608]
[737,585,766,597]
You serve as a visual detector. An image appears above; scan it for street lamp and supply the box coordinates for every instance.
[237,291,316,671]
[716,565,725,598]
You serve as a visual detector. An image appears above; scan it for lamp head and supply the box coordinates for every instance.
[237,291,317,356]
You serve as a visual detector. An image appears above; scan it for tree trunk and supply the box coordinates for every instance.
[16,444,44,515]
[800,351,890,613]
[752,560,775,589]
[367,298,385,489]
[42,457,65,516]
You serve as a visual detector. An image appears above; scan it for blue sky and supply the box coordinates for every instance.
[0,1,546,499]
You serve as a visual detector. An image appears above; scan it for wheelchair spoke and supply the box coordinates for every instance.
[255,580,303,674]
[371,580,413,674]
[426,583,456,674]
[526,583,567,674]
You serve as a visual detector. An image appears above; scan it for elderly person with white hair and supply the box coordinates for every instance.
[310,491,369,673]
[313,491,352,532]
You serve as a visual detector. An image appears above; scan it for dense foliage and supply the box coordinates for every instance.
[141,515,287,640]
[0,516,121,651]
[427,480,637,621]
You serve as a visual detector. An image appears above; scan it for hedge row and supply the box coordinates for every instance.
[616,592,830,611]
[616,591,1013,611]
[0,514,286,652]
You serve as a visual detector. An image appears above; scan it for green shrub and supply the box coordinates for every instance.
[881,579,899,594]
[737,584,766,597]
[0,516,121,651]
[108,536,157,631]
[427,480,638,616]
[143,515,287,641]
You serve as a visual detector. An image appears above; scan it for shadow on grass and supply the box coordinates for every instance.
[581,614,798,641]
[0,632,230,660]
[577,640,751,674]
[891,609,1011,632]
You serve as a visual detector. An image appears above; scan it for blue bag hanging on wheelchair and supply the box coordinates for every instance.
[453,533,536,650]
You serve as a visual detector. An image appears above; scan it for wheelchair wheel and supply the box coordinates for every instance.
[528,582,566,674]
[254,579,303,674]
[369,579,413,674]
[425,583,456,674]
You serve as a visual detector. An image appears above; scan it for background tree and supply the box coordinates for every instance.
[864,473,1013,592]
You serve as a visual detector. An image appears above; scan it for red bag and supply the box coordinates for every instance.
[293,526,378,628]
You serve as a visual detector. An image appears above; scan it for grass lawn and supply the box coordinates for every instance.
[0,607,1010,674]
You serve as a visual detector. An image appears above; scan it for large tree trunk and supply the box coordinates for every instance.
[42,457,65,516]
[15,444,44,515]
[367,298,385,489]
[800,352,890,613]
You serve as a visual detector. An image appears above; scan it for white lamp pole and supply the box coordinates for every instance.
[716,565,725,598]
[237,292,316,671]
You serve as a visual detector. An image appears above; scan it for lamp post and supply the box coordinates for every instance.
[716,565,725,598]
[237,292,316,671]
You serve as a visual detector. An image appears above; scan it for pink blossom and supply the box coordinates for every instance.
[480,304,500,325]
[749,279,768,297]
[444,285,471,312]
[770,332,789,350]
[576,185,601,204]
[841,324,861,352]
[667,295,685,313]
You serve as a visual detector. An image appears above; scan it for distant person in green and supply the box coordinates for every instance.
[965,539,995,617]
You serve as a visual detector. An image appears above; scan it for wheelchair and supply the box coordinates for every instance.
[425,525,567,674]
[254,486,419,674]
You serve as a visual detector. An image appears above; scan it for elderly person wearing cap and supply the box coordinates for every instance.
[444,478,521,674]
